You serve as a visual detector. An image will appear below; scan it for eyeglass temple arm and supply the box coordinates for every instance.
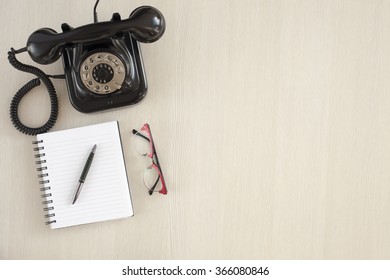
[132,129,150,142]
[150,163,167,195]
[145,126,167,195]
[149,176,160,195]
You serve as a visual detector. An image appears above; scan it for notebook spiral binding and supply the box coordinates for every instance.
[32,140,56,226]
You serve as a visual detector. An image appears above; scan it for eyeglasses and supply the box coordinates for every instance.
[132,123,167,195]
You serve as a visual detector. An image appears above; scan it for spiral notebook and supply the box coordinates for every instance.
[33,121,133,229]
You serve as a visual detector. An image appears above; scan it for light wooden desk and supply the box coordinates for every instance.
[1,0,389,259]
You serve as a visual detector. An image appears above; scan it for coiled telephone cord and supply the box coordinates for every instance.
[8,47,59,136]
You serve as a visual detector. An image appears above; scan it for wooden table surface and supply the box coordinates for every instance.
[0,0,389,259]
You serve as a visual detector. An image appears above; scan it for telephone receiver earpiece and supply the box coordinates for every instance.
[128,6,166,43]
[26,6,165,64]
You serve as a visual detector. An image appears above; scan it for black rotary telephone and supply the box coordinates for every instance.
[8,0,165,135]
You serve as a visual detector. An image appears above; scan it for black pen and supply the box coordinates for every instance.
[72,144,97,204]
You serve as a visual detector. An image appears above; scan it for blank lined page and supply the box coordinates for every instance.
[36,121,133,229]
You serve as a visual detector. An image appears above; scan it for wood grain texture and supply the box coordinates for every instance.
[0,0,389,259]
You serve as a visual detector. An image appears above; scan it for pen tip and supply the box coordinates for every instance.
[92,144,97,153]
[72,193,78,205]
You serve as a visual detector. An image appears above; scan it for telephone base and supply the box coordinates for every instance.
[62,32,147,113]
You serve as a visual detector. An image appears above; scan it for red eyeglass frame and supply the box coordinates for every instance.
[133,123,167,195]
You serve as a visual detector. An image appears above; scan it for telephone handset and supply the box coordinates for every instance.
[8,1,165,135]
